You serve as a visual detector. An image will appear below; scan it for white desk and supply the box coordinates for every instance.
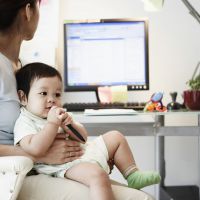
[73,111,200,200]
[73,113,155,136]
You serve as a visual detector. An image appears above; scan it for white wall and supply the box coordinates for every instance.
[21,1,59,65]
[58,0,200,105]
[57,0,200,197]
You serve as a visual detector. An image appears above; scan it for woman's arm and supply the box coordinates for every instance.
[0,136,83,164]
[0,144,35,160]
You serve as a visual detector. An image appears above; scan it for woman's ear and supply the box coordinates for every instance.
[18,90,27,106]
[25,3,31,21]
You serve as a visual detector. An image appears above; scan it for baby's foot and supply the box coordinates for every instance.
[127,171,161,189]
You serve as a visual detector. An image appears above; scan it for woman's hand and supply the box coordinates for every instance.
[36,134,83,164]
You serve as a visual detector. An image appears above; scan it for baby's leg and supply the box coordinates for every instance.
[65,163,114,200]
[102,131,161,189]
[102,131,138,174]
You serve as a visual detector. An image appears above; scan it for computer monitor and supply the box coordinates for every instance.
[63,18,149,93]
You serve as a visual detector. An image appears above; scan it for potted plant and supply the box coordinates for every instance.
[183,61,200,110]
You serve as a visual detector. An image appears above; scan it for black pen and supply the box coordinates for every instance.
[67,124,86,143]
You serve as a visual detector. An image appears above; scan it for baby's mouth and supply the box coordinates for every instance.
[46,106,52,111]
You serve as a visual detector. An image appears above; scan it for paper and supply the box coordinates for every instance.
[97,86,112,103]
[84,109,137,116]
[111,85,128,103]
[97,85,128,103]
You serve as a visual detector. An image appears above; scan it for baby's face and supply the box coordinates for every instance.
[25,76,63,118]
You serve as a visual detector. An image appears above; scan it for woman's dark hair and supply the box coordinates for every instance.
[0,0,41,31]
[15,62,62,97]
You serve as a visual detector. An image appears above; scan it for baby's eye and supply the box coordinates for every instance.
[55,93,61,97]
[40,92,47,96]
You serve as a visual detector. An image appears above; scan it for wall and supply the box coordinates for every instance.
[20,1,59,65]
[58,0,200,105]
[56,0,200,197]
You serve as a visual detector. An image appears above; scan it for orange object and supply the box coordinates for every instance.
[144,92,167,112]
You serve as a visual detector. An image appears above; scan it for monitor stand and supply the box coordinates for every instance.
[95,89,101,102]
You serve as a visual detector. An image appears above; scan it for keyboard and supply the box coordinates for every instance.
[63,102,146,112]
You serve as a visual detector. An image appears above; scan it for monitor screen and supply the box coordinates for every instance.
[63,18,149,91]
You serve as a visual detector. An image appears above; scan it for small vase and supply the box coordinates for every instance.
[183,90,200,110]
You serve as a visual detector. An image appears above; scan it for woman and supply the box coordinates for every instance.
[0,1,154,199]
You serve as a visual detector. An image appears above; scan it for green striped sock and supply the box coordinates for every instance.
[127,171,161,189]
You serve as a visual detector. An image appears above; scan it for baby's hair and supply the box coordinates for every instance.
[15,62,62,97]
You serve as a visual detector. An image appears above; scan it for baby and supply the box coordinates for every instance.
[14,62,160,200]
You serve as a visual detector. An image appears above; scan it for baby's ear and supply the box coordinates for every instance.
[18,90,27,106]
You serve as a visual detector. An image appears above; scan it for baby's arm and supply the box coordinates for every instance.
[19,106,67,157]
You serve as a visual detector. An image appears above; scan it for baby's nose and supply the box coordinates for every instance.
[48,96,56,103]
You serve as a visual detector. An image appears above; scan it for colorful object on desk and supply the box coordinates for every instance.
[144,92,167,112]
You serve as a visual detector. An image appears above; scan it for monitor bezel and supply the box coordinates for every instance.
[63,18,149,92]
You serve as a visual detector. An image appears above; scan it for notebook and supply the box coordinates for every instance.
[84,109,137,116]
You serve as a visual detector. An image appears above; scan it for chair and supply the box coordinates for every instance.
[0,156,155,200]
[0,156,33,200]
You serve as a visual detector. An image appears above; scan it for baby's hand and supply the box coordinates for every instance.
[47,106,67,126]
[62,112,73,126]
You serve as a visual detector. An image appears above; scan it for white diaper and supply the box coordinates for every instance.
[34,135,110,177]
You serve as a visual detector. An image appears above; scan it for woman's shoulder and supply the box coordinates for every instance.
[0,53,19,102]
[0,53,11,67]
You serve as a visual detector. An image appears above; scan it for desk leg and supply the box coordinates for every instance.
[155,115,166,200]
[156,114,200,200]
[155,135,166,200]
